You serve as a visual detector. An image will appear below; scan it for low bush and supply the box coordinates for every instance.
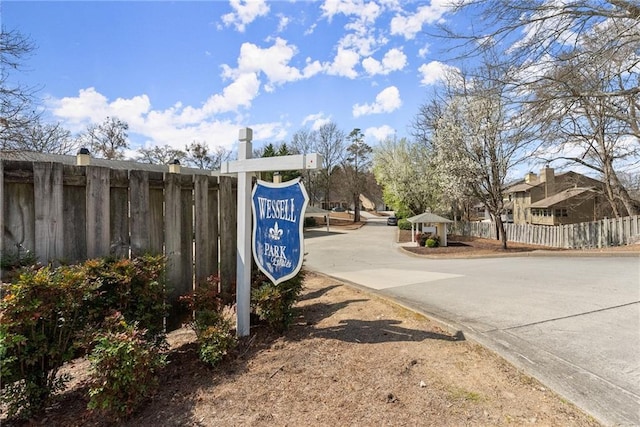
[0,265,90,419]
[426,237,440,248]
[304,216,317,227]
[87,313,166,421]
[181,275,237,367]
[251,270,305,332]
[398,218,412,230]
[0,255,168,420]
[82,255,168,343]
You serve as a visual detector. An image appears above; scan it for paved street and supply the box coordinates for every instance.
[304,219,640,426]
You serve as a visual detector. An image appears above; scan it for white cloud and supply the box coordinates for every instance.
[418,44,430,58]
[277,14,290,32]
[352,86,402,117]
[302,112,332,131]
[222,38,319,92]
[324,47,360,79]
[221,0,270,32]
[362,47,407,75]
[418,61,458,86]
[321,0,381,23]
[390,0,452,40]
[365,125,396,142]
[322,0,387,57]
[49,82,264,154]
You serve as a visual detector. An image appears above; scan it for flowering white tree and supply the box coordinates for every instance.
[428,59,537,248]
[373,136,445,216]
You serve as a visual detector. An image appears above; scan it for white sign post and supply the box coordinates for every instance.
[220,128,322,337]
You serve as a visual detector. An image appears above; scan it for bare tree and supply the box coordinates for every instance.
[441,0,640,215]
[530,34,639,216]
[137,144,186,165]
[184,140,232,170]
[77,116,129,160]
[314,122,345,208]
[0,29,40,149]
[290,127,322,205]
[14,121,77,154]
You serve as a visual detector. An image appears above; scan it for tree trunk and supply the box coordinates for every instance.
[496,216,508,249]
[353,193,360,222]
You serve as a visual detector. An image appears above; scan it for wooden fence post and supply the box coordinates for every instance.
[218,175,237,301]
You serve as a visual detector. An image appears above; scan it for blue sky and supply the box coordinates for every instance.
[5,0,463,155]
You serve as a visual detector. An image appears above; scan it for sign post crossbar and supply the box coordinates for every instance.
[220,128,322,337]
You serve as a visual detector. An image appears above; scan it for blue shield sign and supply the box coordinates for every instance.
[251,178,309,285]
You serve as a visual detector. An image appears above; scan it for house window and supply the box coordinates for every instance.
[532,208,550,217]
[554,208,568,217]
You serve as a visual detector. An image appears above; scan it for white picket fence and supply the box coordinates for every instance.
[452,215,640,249]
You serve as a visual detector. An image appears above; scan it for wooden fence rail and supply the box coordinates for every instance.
[452,215,640,249]
[1,152,237,326]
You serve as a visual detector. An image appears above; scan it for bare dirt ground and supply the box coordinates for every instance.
[5,219,633,426]
[3,277,602,425]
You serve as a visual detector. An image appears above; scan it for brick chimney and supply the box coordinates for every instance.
[524,172,538,184]
[540,166,555,197]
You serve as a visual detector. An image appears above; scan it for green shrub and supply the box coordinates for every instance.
[181,276,237,367]
[87,313,166,421]
[0,255,168,419]
[398,218,412,230]
[0,265,90,419]
[304,216,317,227]
[197,321,236,366]
[426,237,440,248]
[82,255,168,342]
[415,232,429,247]
[251,270,305,332]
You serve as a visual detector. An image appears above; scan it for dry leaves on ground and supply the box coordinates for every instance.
[3,273,600,427]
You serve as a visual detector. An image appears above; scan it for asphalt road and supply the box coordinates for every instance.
[304,218,640,427]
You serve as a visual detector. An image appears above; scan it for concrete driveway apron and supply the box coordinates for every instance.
[304,219,640,426]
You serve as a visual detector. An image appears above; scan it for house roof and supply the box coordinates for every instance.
[529,187,594,208]
[505,181,537,193]
[407,212,453,224]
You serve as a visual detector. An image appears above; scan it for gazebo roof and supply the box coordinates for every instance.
[407,212,453,224]
[304,206,330,216]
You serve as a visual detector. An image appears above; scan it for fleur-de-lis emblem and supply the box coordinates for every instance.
[269,222,284,240]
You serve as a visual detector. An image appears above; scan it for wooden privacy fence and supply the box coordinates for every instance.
[452,215,640,249]
[0,151,238,320]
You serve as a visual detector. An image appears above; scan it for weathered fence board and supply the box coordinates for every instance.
[194,175,218,286]
[1,154,236,328]
[219,175,236,297]
[110,169,129,258]
[129,169,150,256]
[33,162,64,264]
[453,215,640,249]
[86,166,110,258]
[62,166,87,263]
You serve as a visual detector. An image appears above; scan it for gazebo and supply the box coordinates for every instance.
[407,212,453,247]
